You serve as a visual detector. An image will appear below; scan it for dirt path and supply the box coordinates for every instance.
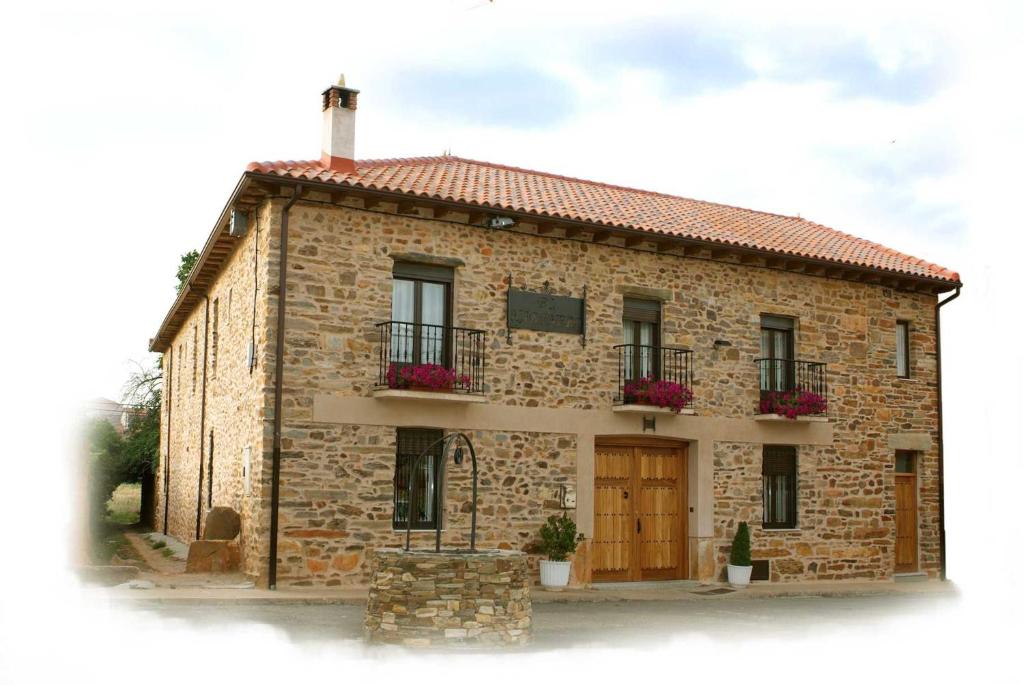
[123,532,253,588]
[125,532,186,575]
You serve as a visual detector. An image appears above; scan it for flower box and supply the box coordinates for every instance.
[758,390,827,419]
[622,376,693,413]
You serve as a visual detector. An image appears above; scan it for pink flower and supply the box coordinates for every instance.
[386,363,470,391]
[759,390,827,418]
[623,376,693,413]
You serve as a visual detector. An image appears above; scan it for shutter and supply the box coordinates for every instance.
[393,262,454,283]
[760,314,794,331]
[762,446,796,475]
[623,297,661,324]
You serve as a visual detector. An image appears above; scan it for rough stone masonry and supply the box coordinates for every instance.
[365,549,532,646]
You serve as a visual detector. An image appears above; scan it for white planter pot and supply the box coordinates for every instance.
[727,564,753,588]
[539,560,572,588]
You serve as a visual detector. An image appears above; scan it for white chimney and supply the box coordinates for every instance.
[320,74,359,173]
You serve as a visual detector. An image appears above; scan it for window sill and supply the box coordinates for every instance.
[613,404,696,415]
[372,388,487,404]
[752,414,828,423]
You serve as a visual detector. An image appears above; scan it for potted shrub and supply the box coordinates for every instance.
[726,521,753,588]
[623,375,694,413]
[537,514,585,589]
[386,363,470,392]
[759,389,826,419]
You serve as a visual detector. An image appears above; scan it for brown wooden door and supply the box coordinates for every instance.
[593,440,687,582]
[895,473,918,573]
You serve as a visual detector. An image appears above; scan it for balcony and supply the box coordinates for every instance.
[374,321,486,402]
[754,358,828,421]
[613,344,695,414]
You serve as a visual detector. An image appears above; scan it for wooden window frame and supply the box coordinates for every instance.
[393,427,445,531]
[622,297,662,380]
[392,263,454,367]
[762,445,797,529]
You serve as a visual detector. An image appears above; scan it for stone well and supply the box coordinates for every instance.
[364,548,531,646]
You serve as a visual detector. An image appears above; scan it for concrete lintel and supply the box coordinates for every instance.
[616,284,674,301]
[387,251,466,268]
[371,389,486,404]
[887,433,933,451]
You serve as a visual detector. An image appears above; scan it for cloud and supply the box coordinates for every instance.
[384,67,577,128]
[587,22,756,96]
[767,39,953,104]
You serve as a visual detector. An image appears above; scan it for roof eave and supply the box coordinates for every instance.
[148,173,253,353]
[245,171,962,292]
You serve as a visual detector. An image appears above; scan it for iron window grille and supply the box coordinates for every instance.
[763,445,797,529]
[393,427,444,530]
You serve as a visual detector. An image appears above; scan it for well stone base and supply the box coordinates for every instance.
[364,548,531,647]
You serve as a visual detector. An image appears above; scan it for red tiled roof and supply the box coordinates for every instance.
[247,155,959,283]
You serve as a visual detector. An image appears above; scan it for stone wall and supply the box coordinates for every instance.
[158,192,944,587]
[265,198,941,584]
[274,424,576,587]
[154,201,278,581]
[365,549,531,646]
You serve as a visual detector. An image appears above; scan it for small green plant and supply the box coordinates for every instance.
[729,522,751,566]
[538,514,584,562]
[151,539,166,550]
[161,548,174,558]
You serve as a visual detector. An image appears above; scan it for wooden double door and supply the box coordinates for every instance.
[593,439,688,582]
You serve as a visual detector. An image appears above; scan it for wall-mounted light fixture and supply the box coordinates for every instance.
[487,216,515,229]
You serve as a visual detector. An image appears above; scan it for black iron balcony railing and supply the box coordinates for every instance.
[755,358,828,416]
[614,344,695,407]
[376,321,486,394]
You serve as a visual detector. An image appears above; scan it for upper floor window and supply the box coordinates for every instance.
[760,315,795,393]
[393,427,444,530]
[896,320,910,378]
[763,445,797,529]
[622,298,661,380]
[391,263,453,366]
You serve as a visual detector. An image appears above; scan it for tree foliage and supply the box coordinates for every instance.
[85,359,163,528]
[729,521,752,566]
[176,249,199,293]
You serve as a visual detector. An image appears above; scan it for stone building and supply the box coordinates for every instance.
[148,79,961,589]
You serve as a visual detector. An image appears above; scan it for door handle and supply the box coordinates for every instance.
[636,519,641,534]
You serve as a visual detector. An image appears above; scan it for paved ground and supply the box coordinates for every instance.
[129,591,958,651]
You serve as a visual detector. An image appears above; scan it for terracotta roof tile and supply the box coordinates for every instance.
[246,156,959,283]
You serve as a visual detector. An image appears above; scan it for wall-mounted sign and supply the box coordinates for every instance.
[506,274,587,346]
[508,288,584,334]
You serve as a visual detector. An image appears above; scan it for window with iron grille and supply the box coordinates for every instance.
[763,446,797,529]
[394,427,444,530]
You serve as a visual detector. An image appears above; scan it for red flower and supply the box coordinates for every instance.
[623,376,693,413]
[386,363,470,391]
[759,390,827,418]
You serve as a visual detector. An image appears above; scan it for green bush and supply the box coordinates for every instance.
[729,522,751,566]
[538,514,584,562]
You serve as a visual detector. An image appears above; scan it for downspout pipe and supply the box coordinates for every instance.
[163,347,174,535]
[268,185,303,590]
[935,285,961,581]
[195,295,210,540]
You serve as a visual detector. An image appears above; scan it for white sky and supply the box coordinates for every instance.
[1,0,1022,678]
